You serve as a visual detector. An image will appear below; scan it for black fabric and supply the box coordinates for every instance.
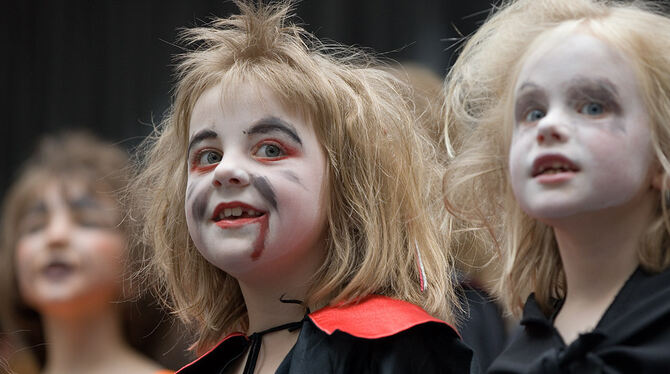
[488,267,670,374]
[178,317,472,373]
[458,284,508,373]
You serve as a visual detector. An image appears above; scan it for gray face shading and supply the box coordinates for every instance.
[186,183,196,202]
[279,169,307,190]
[191,187,210,220]
[251,175,278,211]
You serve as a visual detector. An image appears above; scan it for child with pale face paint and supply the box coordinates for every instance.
[0,132,176,374]
[129,1,472,373]
[443,0,670,372]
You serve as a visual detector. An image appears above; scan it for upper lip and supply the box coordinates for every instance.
[531,154,580,177]
[210,201,266,221]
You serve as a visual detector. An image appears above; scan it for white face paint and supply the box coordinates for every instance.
[185,82,328,281]
[509,32,655,222]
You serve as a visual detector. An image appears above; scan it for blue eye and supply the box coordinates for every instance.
[198,150,222,165]
[525,109,545,122]
[255,144,284,158]
[580,102,604,116]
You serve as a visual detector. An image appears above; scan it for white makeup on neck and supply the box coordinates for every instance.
[185,81,328,283]
[508,30,656,224]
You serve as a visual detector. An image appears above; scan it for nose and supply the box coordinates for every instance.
[536,112,569,145]
[212,156,251,188]
[45,212,72,248]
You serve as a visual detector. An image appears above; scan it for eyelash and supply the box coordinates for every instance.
[252,139,293,161]
[190,140,295,171]
[519,100,611,125]
[191,148,221,172]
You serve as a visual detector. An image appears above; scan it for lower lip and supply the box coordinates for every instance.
[534,171,577,184]
[213,214,268,229]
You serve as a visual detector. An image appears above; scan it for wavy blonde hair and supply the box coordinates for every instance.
[129,0,457,352]
[443,0,670,317]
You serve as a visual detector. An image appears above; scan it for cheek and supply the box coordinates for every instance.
[185,178,210,225]
[15,238,39,298]
[508,138,527,193]
[79,231,126,283]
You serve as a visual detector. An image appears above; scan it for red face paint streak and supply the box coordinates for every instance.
[192,163,217,173]
[251,214,269,261]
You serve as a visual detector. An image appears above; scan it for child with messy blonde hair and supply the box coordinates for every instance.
[130,1,471,373]
[444,0,670,371]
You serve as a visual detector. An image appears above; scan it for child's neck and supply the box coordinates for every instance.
[549,192,655,344]
[239,282,310,333]
[233,272,315,374]
[41,304,157,374]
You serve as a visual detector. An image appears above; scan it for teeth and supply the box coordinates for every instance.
[217,207,262,219]
[538,162,572,174]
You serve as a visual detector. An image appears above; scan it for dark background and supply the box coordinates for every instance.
[1,0,493,196]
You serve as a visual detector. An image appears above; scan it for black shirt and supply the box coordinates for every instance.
[488,267,670,373]
[177,295,472,373]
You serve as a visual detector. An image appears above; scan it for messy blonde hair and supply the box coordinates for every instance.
[443,0,670,317]
[129,0,457,352]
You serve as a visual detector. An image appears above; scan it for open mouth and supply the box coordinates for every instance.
[532,155,580,177]
[42,261,75,280]
[211,202,267,227]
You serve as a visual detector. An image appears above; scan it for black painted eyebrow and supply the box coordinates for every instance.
[188,129,218,154]
[246,117,302,145]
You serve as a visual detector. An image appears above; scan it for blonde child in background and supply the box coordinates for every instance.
[443,0,670,372]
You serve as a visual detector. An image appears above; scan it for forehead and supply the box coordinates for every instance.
[22,177,115,212]
[188,79,311,137]
[515,30,635,91]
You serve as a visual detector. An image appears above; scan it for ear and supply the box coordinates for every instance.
[651,161,668,191]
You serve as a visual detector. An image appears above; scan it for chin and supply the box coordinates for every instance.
[521,202,585,223]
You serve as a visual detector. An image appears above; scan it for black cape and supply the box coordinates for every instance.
[488,266,670,374]
[458,283,508,373]
[177,295,472,373]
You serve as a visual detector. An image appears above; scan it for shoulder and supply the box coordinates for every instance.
[307,294,460,339]
[490,270,670,374]
[285,295,472,373]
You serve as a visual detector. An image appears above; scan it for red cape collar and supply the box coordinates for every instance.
[308,295,459,339]
[178,296,459,373]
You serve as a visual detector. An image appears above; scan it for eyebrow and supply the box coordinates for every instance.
[565,77,620,100]
[188,129,218,154]
[246,117,302,145]
[69,195,102,210]
[517,82,540,93]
